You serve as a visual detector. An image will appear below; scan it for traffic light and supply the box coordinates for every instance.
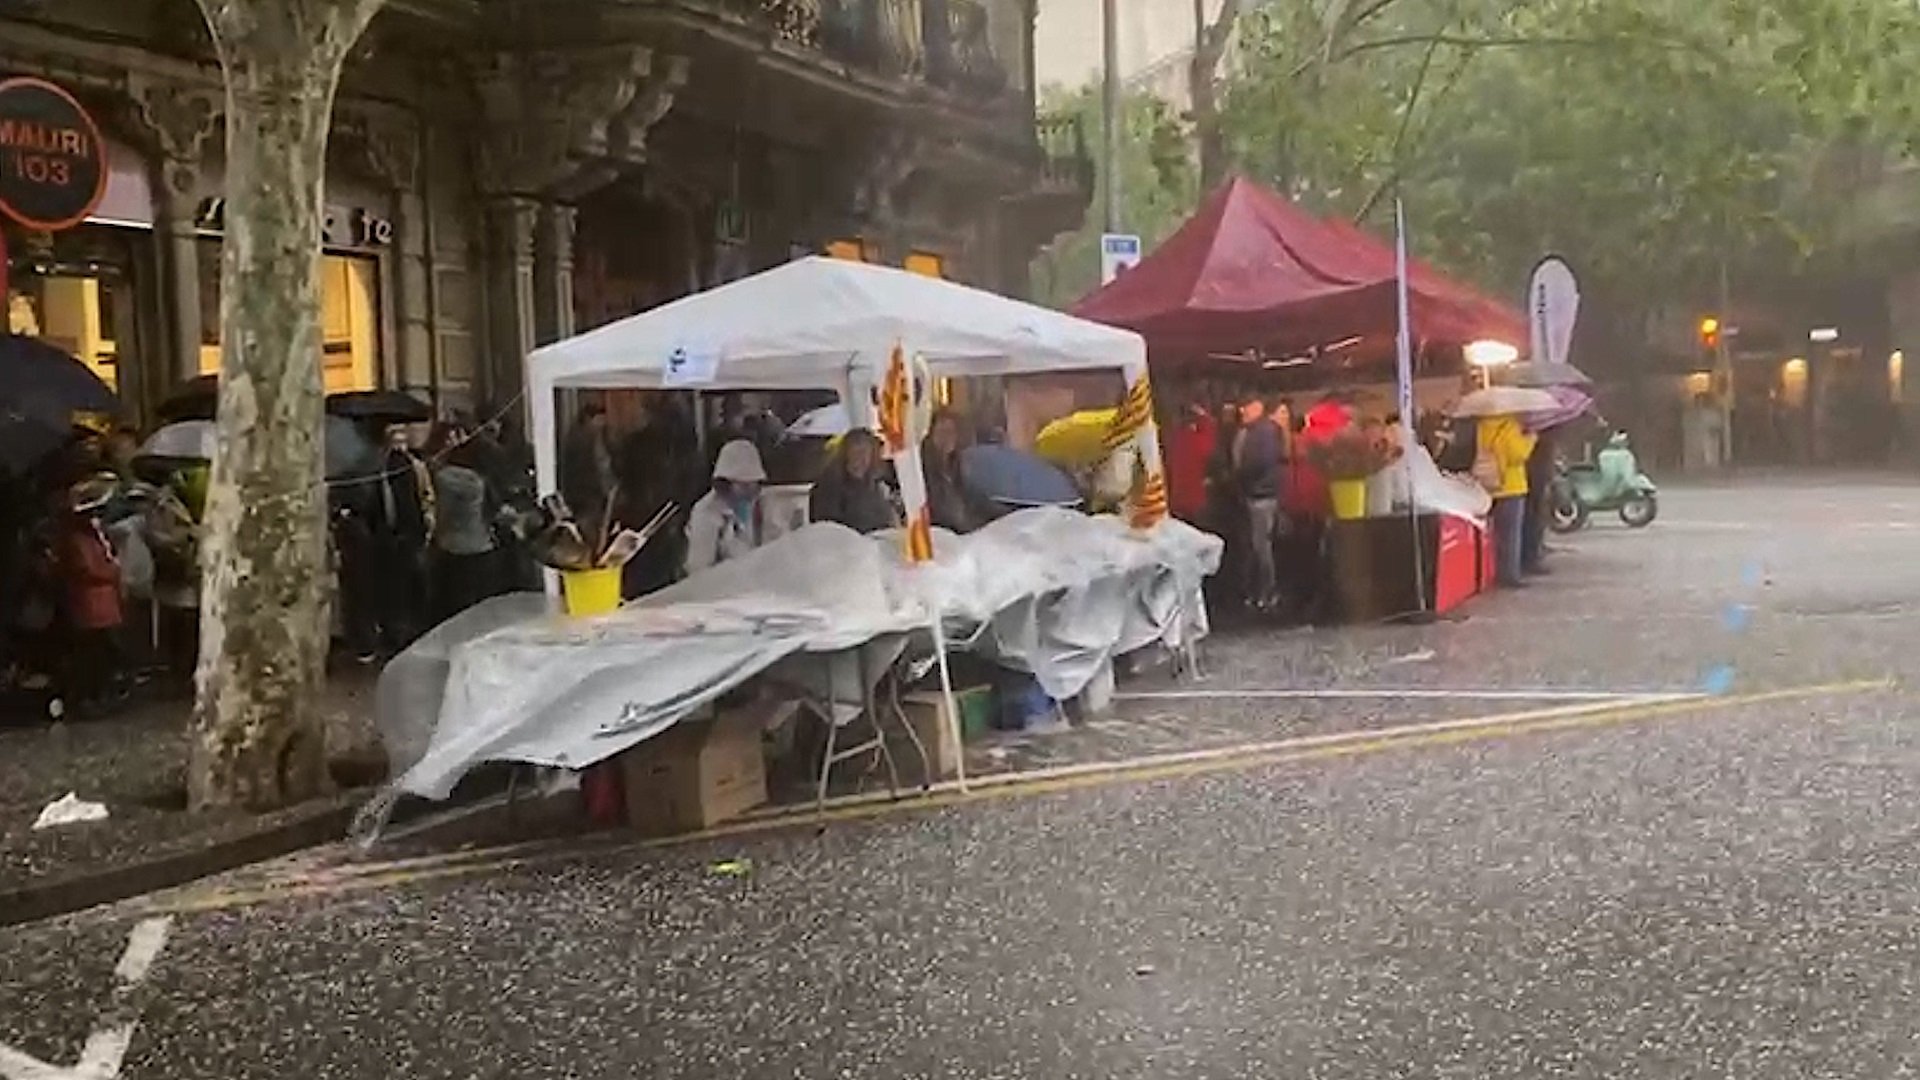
[1698,316,1721,351]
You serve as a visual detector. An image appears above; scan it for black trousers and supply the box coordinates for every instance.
[434,550,500,622]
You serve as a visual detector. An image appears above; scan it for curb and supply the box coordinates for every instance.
[1,800,358,928]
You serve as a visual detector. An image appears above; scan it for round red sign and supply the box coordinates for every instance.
[0,77,107,232]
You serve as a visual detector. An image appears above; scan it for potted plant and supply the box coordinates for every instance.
[1307,425,1392,520]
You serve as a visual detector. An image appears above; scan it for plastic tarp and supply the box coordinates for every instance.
[1071,176,1526,359]
[377,509,1222,802]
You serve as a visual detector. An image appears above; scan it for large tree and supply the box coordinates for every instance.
[188,0,388,810]
[1214,0,1920,320]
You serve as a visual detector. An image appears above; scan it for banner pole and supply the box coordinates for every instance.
[1394,199,1429,617]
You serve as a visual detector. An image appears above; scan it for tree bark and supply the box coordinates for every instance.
[188,0,385,811]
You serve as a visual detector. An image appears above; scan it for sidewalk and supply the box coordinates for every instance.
[0,669,382,924]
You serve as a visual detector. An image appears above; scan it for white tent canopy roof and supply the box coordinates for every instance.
[527,256,1146,390]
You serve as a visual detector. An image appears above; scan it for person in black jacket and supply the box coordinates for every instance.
[1232,398,1285,610]
[809,429,897,534]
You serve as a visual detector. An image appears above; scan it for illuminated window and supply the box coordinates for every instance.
[4,224,137,395]
[1891,351,1905,405]
[824,239,868,262]
[1780,357,1808,408]
[199,246,379,392]
[905,252,945,278]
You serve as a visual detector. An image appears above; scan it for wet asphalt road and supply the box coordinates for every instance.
[5,478,1920,1079]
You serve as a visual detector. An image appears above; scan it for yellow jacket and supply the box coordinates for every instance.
[1479,415,1537,498]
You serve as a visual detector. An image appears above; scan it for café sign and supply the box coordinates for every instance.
[0,76,107,231]
[195,196,394,249]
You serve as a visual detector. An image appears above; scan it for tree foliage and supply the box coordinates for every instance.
[1044,0,1920,331]
[1032,84,1200,308]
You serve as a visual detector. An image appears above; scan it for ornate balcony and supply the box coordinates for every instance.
[717,0,1009,101]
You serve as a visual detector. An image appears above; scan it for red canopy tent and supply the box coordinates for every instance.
[1072,176,1525,364]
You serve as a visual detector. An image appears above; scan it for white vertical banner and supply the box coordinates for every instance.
[1395,199,1427,616]
[1393,200,1415,446]
[1528,256,1581,366]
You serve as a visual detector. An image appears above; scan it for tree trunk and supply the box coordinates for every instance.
[188,0,385,811]
[1190,0,1239,191]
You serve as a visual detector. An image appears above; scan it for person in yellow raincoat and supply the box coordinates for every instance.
[1479,413,1537,587]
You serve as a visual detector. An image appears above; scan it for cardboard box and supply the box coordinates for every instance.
[619,705,768,837]
[900,686,991,782]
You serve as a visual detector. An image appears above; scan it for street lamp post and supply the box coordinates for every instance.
[1101,0,1121,233]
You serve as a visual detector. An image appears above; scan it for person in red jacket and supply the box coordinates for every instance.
[1280,396,1352,620]
[1164,401,1217,525]
[54,491,126,715]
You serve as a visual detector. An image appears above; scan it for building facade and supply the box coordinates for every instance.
[0,0,1091,426]
[1034,0,1229,105]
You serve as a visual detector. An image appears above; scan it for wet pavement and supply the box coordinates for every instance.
[5,478,1920,1079]
[0,669,381,893]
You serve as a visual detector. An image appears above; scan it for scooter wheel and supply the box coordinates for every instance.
[1550,497,1589,534]
[1620,495,1658,528]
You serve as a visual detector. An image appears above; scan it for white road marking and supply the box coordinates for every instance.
[1116,688,1699,702]
[0,917,172,1080]
[112,918,171,984]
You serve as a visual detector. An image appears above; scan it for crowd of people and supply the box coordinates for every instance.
[3,376,1575,721]
[0,410,542,722]
[1160,383,1560,622]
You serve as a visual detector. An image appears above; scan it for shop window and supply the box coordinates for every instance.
[3,224,139,396]
[198,241,380,392]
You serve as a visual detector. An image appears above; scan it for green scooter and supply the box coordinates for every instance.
[1550,432,1658,533]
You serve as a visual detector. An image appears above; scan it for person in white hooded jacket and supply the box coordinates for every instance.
[684,439,768,575]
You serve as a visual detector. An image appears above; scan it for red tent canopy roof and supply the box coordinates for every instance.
[1071,176,1526,361]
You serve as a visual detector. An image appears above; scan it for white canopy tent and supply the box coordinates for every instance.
[525,256,1148,501]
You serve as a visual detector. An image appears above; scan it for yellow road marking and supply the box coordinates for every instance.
[140,677,1892,917]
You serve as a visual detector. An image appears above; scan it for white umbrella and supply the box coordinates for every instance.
[1453,386,1558,418]
[140,419,216,459]
[786,403,850,439]
[139,417,380,478]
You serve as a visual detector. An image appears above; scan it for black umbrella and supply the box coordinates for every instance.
[326,389,431,424]
[156,374,220,423]
[1505,360,1593,389]
[0,334,119,473]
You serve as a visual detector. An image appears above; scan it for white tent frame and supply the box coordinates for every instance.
[522,256,1151,794]
[528,257,1148,517]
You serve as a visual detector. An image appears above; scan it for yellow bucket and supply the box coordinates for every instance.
[561,566,623,616]
[1329,478,1369,521]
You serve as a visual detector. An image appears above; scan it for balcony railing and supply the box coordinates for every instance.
[748,0,1009,100]
[924,0,1005,98]
[1034,113,1092,197]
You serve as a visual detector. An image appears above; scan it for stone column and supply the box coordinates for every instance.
[155,184,205,384]
[344,113,428,395]
[124,75,221,386]
[484,196,540,405]
[533,202,577,346]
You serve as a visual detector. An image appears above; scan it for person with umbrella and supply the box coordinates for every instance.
[809,429,897,535]
[51,479,129,716]
[1456,386,1554,588]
